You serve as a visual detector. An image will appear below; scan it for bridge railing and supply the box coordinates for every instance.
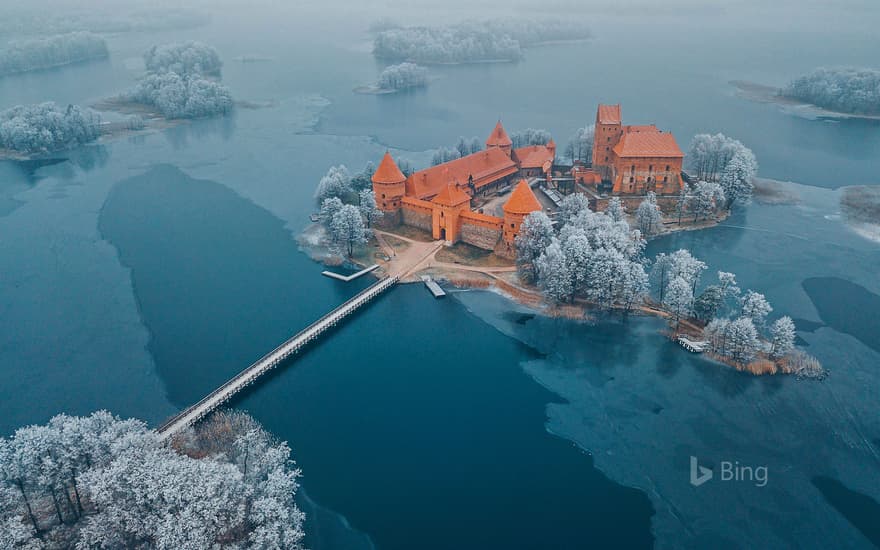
[157,275,398,435]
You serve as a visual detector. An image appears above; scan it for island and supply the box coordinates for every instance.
[302,104,822,378]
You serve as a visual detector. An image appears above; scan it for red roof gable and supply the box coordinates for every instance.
[432,184,471,207]
[514,145,555,170]
[406,148,517,199]
[613,127,683,158]
[503,180,542,215]
[372,152,406,184]
[485,121,512,147]
[597,104,621,124]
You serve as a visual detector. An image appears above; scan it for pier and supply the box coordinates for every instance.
[322,264,380,282]
[157,275,398,439]
[421,275,446,298]
[677,335,709,353]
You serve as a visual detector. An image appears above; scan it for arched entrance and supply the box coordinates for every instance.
[440,228,446,240]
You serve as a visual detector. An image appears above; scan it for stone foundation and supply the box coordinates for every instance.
[374,209,401,229]
[460,223,501,250]
[401,207,431,232]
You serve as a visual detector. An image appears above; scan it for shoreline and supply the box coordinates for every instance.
[730,80,880,121]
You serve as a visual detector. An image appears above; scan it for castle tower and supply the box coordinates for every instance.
[502,179,543,250]
[592,104,622,180]
[372,152,407,217]
[485,120,513,158]
[546,138,557,158]
[431,183,471,243]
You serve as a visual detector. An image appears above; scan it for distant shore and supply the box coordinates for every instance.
[730,80,880,121]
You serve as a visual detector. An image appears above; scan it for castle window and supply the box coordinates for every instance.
[511,223,515,228]
[664,176,668,183]
[604,156,608,162]
[607,137,610,142]
[648,165,653,172]
[381,193,386,198]
[441,211,444,218]
[629,177,634,183]
[631,165,636,173]
[666,165,670,171]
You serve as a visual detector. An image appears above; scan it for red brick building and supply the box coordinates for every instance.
[591,104,684,195]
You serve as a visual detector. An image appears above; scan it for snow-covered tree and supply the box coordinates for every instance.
[674,184,690,225]
[636,191,662,236]
[129,71,233,119]
[509,128,552,148]
[377,62,429,91]
[0,102,101,154]
[315,165,352,203]
[432,147,461,166]
[667,249,707,296]
[558,193,590,227]
[725,317,760,363]
[605,196,626,222]
[719,145,757,210]
[782,67,880,115]
[453,136,482,156]
[650,252,672,302]
[350,161,376,191]
[515,211,555,284]
[536,238,572,303]
[0,32,108,77]
[663,276,694,328]
[703,317,731,355]
[740,290,773,327]
[693,284,724,321]
[319,197,344,232]
[616,260,649,315]
[358,188,383,228]
[561,230,592,297]
[564,124,594,163]
[330,204,367,257]
[688,180,724,222]
[143,41,222,75]
[769,316,796,359]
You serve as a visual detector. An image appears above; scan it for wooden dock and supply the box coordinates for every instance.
[421,275,446,298]
[322,264,380,282]
[677,335,709,353]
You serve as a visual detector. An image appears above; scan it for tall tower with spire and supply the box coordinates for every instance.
[372,152,407,223]
[485,120,513,158]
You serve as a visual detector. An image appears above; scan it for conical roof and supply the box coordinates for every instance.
[503,180,542,215]
[372,152,406,184]
[432,184,471,207]
[486,121,512,147]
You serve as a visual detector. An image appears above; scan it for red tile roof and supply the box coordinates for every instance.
[485,121,512,147]
[432,184,471,207]
[372,152,406,184]
[514,145,555,169]
[613,127,683,158]
[406,148,518,199]
[503,180,543,215]
[597,104,621,124]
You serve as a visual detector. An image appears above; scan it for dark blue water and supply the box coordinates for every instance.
[1,4,879,548]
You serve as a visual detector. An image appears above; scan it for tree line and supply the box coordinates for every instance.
[782,67,880,116]
[0,102,101,154]
[0,32,108,78]
[0,410,306,549]
[128,41,233,120]
[372,18,590,64]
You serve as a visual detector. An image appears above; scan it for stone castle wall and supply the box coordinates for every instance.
[401,198,433,231]
[459,211,502,250]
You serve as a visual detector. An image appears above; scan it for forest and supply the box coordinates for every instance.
[0,32,108,77]
[373,18,590,64]
[0,102,101,154]
[128,41,233,119]
[781,67,880,115]
[0,410,305,549]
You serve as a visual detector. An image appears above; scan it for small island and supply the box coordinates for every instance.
[355,62,429,94]
[302,104,821,378]
[0,32,108,77]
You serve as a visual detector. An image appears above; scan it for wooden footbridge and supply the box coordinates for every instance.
[157,275,399,440]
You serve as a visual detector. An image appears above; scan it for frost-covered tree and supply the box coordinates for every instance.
[358,188,383,228]
[315,165,353,203]
[667,249,707,296]
[455,136,482,156]
[331,204,367,257]
[515,211,555,284]
[350,161,376,191]
[636,192,663,236]
[725,317,760,364]
[782,67,880,115]
[536,239,572,303]
[0,32,108,77]
[558,192,590,226]
[319,197,344,232]
[377,62,429,91]
[769,316,796,359]
[718,146,757,210]
[432,147,461,166]
[674,184,690,225]
[144,41,222,75]
[688,180,724,221]
[693,284,724,321]
[129,71,233,119]
[740,290,772,327]
[395,157,414,176]
[561,230,592,297]
[509,128,552,148]
[703,317,731,355]
[564,124,594,163]
[663,276,694,328]
[0,102,101,154]
[616,259,649,315]
[605,196,625,222]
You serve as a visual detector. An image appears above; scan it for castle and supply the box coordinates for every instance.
[372,121,550,258]
[372,105,685,257]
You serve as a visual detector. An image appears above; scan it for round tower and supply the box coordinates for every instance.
[372,152,407,217]
[502,179,543,252]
